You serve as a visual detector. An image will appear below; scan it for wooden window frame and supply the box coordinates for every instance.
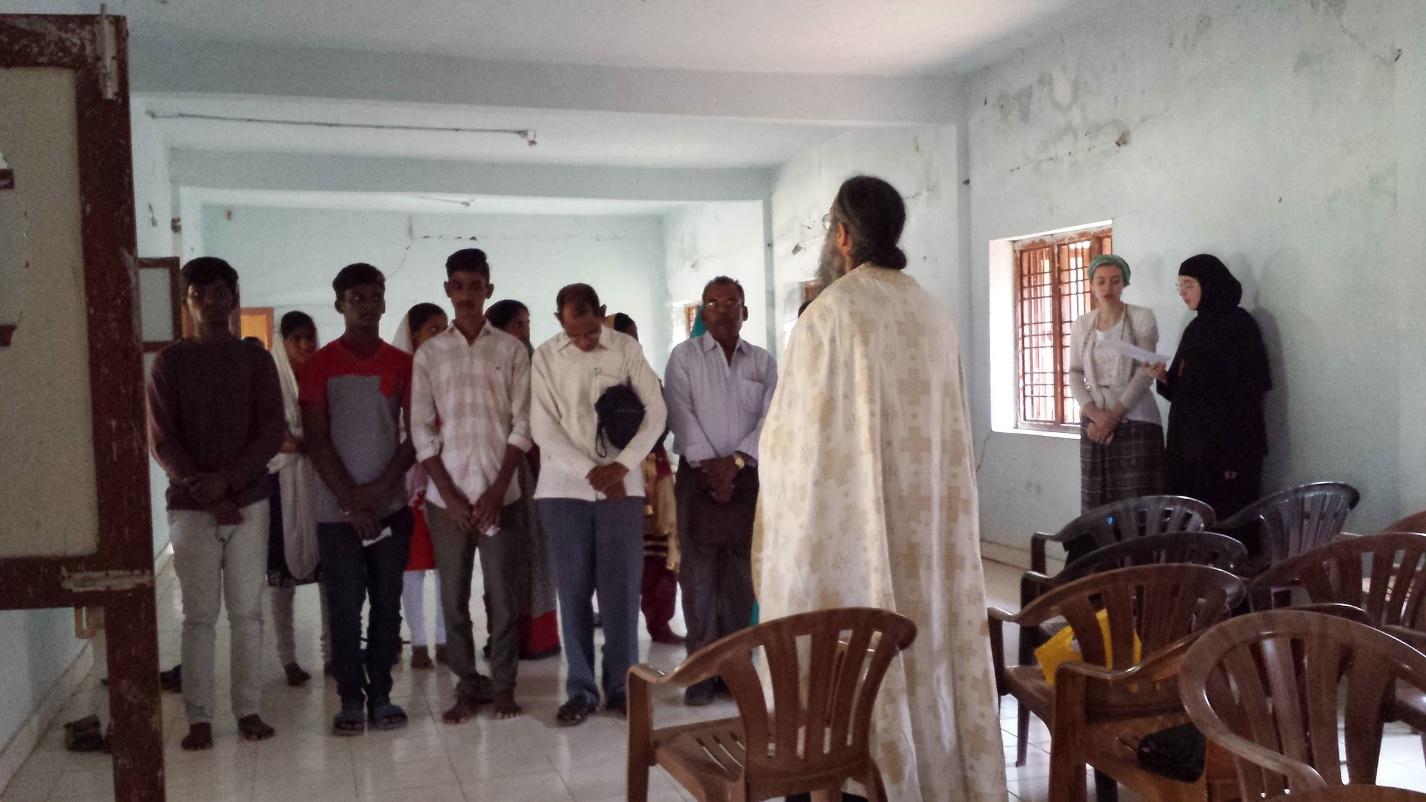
[1012,225,1113,434]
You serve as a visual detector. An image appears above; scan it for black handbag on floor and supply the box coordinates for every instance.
[1136,723,1205,782]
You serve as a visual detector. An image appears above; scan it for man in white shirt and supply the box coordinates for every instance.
[411,248,533,723]
[663,276,776,705]
[531,283,667,726]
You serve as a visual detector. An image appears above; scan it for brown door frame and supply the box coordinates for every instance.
[0,14,163,801]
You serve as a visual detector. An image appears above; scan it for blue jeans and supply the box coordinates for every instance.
[318,507,412,709]
[537,498,644,703]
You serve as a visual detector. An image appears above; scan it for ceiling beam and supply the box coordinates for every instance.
[171,149,774,203]
[131,36,962,126]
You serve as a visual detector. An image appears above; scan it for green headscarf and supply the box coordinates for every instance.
[1088,253,1131,285]
[689,305,707,338]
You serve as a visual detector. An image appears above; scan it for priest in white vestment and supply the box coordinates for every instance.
[755,176,1006,802]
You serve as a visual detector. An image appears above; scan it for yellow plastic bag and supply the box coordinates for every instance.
[1034,609,1142,686]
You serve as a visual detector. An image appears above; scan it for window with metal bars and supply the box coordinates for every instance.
[1013,226,1113,432]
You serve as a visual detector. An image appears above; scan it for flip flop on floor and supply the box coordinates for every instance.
[556,696,598,727]
[332,708,366,737]
[368,701,408,731]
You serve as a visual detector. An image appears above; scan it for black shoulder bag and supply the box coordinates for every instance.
[594,381,646,457]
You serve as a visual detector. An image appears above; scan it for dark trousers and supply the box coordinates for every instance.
[318,507,412,709]
[538,497,644,703]
[428,501,521,698]
[641,556,678,637]
[675,462,756,659]
[1173,460,1264,519]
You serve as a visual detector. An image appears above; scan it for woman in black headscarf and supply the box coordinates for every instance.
[1145,254,1271,517]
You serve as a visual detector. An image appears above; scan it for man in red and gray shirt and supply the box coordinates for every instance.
[147,257,284,751]
[300,262,416,737]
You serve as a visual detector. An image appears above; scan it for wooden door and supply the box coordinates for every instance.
[0,13,163,801]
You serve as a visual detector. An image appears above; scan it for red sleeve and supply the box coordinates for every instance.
[299,347,330,409]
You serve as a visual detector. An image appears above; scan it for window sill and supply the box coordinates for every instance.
[994,426,1080,441]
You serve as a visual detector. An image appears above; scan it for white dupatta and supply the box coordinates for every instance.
[268,329,320,580]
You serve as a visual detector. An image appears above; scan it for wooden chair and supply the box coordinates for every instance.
[1217,482,1360,577]
[1270,788,1426,802]
[627,607,916,802]
[1249,532,1426,763]
[988,564,1246,802]
[1179,610,1426,800]
[1382,510,1426,534]
[1009,532,1247,766]
[1030,496,1217,576]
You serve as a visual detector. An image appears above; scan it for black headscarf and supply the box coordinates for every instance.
[1161,254,1272,468]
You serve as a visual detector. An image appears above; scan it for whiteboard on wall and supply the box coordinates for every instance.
[0,67,100,558]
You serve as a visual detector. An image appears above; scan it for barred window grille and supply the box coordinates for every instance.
[1013,226,1112,431]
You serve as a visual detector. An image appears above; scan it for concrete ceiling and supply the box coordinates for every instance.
[103,0,1112,77]
[143,94,859,168]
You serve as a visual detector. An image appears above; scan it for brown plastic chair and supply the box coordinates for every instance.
[1268,788,1426,802]
[1009,532,1247,766]
[988,564,1245,802]
[1179,610,1426,800]
[627,607,916,802]
[1030,495,1216,576]
[1217,482,1360,577]
[1249,532,1426,763]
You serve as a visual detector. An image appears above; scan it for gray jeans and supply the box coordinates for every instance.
[270,583,330,666]
[537,498,644,703]
[427,502,522,698]
[169,499,269,724]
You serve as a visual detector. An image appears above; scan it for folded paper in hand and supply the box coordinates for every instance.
[1102,338,1172,365]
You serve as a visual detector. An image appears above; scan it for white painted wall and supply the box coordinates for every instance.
[130,98,179,559]
[769,125,964,350]
[660,202,769,359]
[199,206,670,365]
[962,0,1416,552]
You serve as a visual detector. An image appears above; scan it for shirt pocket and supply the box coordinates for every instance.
[736,378,766,416]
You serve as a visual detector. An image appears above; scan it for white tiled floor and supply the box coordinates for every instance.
[3,558,1424,801]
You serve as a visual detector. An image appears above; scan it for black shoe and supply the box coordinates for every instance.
[684,679,717,707]
[605,691,627,717]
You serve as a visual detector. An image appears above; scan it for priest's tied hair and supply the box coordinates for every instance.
[831,175,908,270]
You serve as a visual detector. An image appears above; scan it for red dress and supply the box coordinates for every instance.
[405,490,436,571]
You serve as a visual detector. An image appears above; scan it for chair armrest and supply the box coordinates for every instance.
[1030,532,1051,574]
[987,607,1014,693]
[627,663,662,765]
[1020,570,1056,603]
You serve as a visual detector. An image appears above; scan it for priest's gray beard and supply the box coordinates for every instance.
[815,233,847,290]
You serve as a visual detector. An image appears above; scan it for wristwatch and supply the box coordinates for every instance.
[732,453,747,470]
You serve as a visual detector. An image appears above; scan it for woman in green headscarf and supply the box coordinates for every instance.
[1067,254,1165,554]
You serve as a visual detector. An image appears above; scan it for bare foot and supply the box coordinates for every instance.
[442,696,481,725]
[237,715,275,742]
[180,723,212,751]
[493,693,523,720]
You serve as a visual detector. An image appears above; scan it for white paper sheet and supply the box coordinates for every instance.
[1102,337,1173,365]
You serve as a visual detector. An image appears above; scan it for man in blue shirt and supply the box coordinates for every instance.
[662,276,777,705]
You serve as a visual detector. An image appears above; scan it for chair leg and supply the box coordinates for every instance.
[1420,729,1425,764]
[626,755,649,802]
[1048,745,1087,802]
[1017,703,1031,766]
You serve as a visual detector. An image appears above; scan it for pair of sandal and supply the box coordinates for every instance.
[333,700,407,736]
[555,691,625,727]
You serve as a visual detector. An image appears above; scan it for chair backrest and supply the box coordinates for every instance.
[1055,531,1248,586]
[1179,610,1426,799]
[1228,482,1360,565]
[672,607,916,794]
[1250,531,1426,628]
[1058,495,1217,553]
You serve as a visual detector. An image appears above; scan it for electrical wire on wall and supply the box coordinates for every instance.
[146,110,538,147]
